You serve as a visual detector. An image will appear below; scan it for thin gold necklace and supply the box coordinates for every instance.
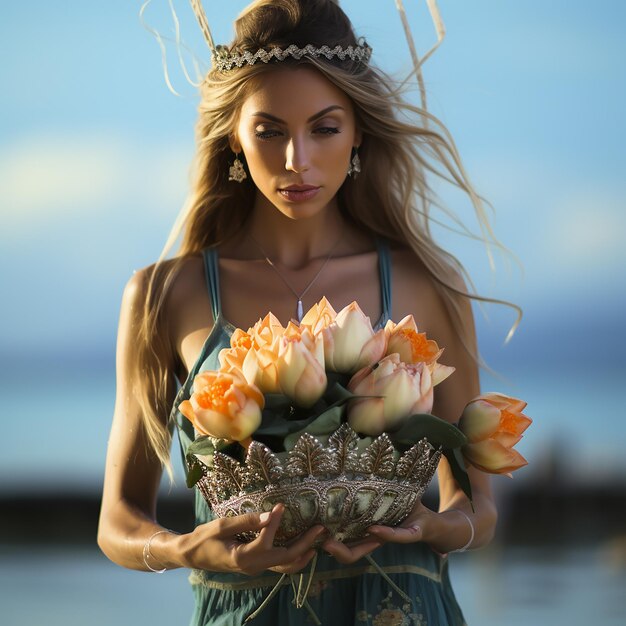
[250,233,343,322]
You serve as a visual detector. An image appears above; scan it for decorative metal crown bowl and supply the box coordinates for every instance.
[194,424,441,545]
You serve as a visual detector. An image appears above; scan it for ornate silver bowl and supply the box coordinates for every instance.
[194,423,441,545]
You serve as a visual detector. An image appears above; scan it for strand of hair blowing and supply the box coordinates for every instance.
[131,0,520,472]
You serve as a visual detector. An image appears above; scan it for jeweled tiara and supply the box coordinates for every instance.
[212,40,373,73]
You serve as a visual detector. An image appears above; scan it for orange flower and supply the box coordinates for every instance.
[178,371,263,442]
[384,315,454,385]
[459,393,532,475]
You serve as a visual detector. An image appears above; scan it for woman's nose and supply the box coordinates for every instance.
[285,137,311,173]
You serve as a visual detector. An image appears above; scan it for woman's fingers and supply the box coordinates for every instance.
[212,509,274,537]
[366,524,423,544]
[236,513,325,574]
[255,504,285,548]
[322,537,382,564]
[269,548,317,574]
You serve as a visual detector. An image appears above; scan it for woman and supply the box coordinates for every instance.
[99,1,502,623]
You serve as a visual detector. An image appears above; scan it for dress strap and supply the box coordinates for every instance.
[202,247,222,322]
[376,237,393,325]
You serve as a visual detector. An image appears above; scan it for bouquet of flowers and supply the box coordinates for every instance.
[178,297,531,545]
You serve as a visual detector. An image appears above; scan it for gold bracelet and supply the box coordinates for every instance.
[142,529,174,573]
[448,509,475,553]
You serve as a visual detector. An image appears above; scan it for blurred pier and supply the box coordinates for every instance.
[2,472,625,549]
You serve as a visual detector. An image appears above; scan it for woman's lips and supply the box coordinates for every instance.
[278,185,321,202]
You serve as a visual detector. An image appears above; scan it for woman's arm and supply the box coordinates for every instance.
[97,269,322,576]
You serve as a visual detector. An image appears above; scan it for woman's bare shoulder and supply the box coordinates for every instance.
[121,255,211,377]
[390,245,470,332]
[122,254,205,312]
[390,246,439,322]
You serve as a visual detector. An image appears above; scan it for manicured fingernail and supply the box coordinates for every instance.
[260,512,271,523]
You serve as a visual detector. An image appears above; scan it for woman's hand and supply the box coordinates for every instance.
[366,502,477,556]
[366,501,447,547]
[169,504,325,576]
[319,503,437,565]
[320,534,384,565]
[321,501,474,564]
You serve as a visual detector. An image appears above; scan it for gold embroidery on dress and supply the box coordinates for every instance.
[357,592,427,626]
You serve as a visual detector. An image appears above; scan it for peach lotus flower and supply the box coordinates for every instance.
[240,313,286,393]
[218,328,253,378]
[347,353,436,436]
[384,315,455,385]
[459,393,532,476]
[320,301,387,374]
[248,312,285,350]
[274,322,327,407]
[300,296,337,335]
[178,371,263,442]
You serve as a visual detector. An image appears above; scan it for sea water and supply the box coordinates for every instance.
[1,545,625,626]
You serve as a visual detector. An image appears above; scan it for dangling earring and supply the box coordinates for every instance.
[228,153,247,183]
[347,147,361,178]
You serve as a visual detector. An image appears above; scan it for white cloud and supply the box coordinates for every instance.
[548,188,626,269]
[0,131,193,230]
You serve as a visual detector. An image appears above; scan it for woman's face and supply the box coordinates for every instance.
[232,66,360,220]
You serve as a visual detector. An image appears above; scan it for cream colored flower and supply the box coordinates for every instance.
[347,353,434,436]
[240,313,285,393]
[249,312,284,349]
[300,296,337,335]
[275,322,327,407]
[322,301,387,374]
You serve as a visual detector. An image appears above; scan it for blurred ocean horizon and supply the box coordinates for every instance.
[1,352,624,494]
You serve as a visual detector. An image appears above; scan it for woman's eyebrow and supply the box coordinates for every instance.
[251,105,345,123]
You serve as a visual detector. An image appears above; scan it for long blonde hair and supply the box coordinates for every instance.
[134,0,519,469]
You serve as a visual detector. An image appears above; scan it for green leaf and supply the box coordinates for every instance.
[185,461,204,488]
[184,437,243,488]
[323,380,354,405]
[256,412,317,438]
[388,414,468,451]
[443,447,474,509]
[325,372,352,391]
[263,393,293,412]
[185,435,217,460]
[283,406,344,450]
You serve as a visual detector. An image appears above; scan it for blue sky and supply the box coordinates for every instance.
[1,2,625,484]
[1,1,624,361]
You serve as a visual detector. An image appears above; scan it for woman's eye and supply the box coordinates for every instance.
[315,127,341,135]
[253,127,340,140]
[254,129,282,140]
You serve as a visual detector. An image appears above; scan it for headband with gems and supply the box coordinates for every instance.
[212,39,373,73]
[188,0,445,115]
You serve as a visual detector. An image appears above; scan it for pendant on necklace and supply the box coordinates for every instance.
[296,299,304,323]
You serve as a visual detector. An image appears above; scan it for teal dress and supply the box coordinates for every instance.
[169,240,467,626]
